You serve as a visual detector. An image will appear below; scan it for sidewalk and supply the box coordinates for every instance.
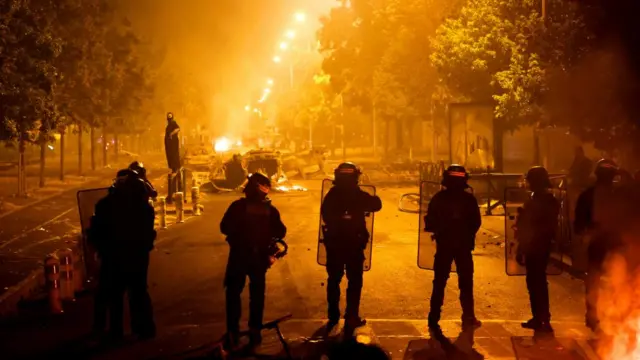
[0,154,150,218]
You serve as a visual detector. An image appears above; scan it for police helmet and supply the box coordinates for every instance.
[442,164,469,189]
[110,169,149,201]
[333,162,361,186]
[525,166,552,189]
[245,172,271,195]
[128,161,146,179]
[594,159,618,181]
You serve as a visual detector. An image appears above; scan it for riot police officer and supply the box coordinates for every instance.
[424,165,481,331]
[321,162,382,333]
[221,172,287,348]
[129,161,158,199]
[574,159,620,332]
[517,166,560,333]
[89,168,157,340]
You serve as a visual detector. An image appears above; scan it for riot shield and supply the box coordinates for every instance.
[77,188,110,281]
[417,181,474,272]
[317,179,376,271]
[418,181,442,271]
[504,187,564,276]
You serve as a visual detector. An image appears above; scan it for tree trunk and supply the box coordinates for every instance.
[90,126,96,171]
[39,134,46,188]
[114,133,119,162]
[60,129,65,181]
[18,132,27,197]
[102,128,108,167]
[78,122,83,175]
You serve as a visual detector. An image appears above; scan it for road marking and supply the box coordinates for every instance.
[0,208,74,250]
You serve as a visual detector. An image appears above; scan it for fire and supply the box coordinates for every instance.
[274,185,307,192]
[595,240,640,360]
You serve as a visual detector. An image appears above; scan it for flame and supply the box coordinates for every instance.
[595,239,640,360]
[214,137,231,152]
[274,184,307,192]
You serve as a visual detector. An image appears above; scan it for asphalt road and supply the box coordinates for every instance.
[1,180,597,359]
[0,161,167,296]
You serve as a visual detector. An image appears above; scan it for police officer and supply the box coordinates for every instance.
[224,154,246,189]
[129,161,158,199]
[89,169,157,340]
[221,173,287,348]
[574,159,620,332]
[321,162,382,333]
[517,166,560,333]
[424,165,481,331]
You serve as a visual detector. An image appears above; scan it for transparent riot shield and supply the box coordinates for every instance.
[504,187,564,276]
[417,181,474,272]
[317,179,376,271]
[418,181,442,271]
[76,188,110,281]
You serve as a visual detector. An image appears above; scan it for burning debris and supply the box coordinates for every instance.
[274,184,307,193]
[595,243,640,360]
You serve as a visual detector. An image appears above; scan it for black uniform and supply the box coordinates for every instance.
[575,183,619,330]
[517,191,559,327]
[424,187,481,328]
[221,195,286,338]
[321,185,382,325]
[225,156,246,189]
[89,171,157,338]
[164,113,181,173]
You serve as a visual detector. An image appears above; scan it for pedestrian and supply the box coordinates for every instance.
[574,159,621,332]
[516,166,560,333]
[220,172,287,349]
[321,162,382,335]
[424,165,481,332]
[89,168,157,340]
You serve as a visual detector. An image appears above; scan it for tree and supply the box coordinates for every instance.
[1,0,62,196]
[431,0,589,132]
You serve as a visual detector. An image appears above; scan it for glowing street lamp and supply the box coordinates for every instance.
[279,41,289,50]
[264,88,271,94]
[244,105,251,111]
[285,30,296,39]
[267,78,274,86]
[295,12,306,23]
[273,56,282,63]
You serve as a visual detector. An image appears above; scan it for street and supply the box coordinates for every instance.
[0,179,594,359]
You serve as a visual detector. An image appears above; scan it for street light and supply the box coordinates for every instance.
[295,12,306,23]
[285,30,296,39]
[279,41,289,50]
[244,105,251,111]
[267,78,274,86]
[273,56,282,63]
[264,88,271,94]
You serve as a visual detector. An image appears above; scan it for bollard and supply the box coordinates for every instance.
[167,173,175,204]
[192,187,201,216]
[159,196,167,229]
[174,192,184,223]
[57,248,75,300]
[44,253,63,314]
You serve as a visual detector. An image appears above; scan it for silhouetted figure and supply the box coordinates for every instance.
[517,166,559,333]
[89,169,157,340]
[321,162,382,334]
[574,159,620,332]
[425,165,481,332]
[221,173,286,349]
